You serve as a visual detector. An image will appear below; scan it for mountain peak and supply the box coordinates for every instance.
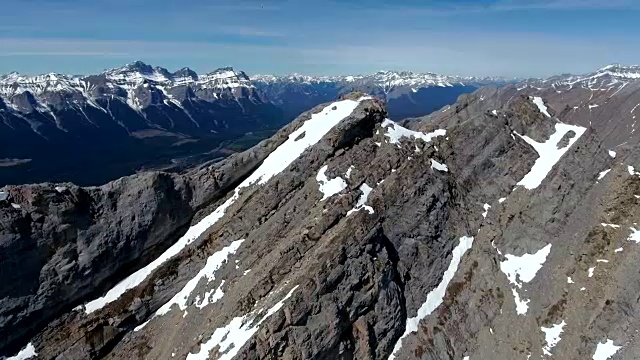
[172,67,198,81]
[209,66,235,74]
[201,67,251,85]
[127,60,152,71]
[594,64,640,79]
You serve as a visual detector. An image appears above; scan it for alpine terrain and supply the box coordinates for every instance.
[0,62,284,186]
[0,64,495,187]
[253,71,510,122]
[2,64,640,360]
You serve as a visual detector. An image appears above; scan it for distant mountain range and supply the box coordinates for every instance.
[252,70,513,120]
[0,62,282,186]
[0,62,514,186]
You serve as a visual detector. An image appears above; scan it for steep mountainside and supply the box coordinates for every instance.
[0,62,284,186]
[3,65,640,360]
[419,64,640,150]
[253,71,510,121]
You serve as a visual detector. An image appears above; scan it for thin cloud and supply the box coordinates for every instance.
[488,0,640,11]
[213,26,283,38]
[360,0,640,15]
[205,1,282,12]
[0,51,128,57]
[0,38,280,56]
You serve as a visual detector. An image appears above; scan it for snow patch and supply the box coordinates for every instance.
[541,320,566,356]
[244,97,370,186]
[601,223,620,228]
[6,343,37,360]
[608,150,616,158]
[588,267,595,277]
[382,119,446,145]
[512,288,530,315]
[134,319,150,332]
[628,227,640,243]
[598,169,611,180]
[500,244,552,288]
[532,96,551,117]
[430,159,448,172]
[592,339,622,360]
[615,247,624,252]
[482,203,491,218]
[347,183,374,216]
[567,277,574,284]
[389,236,474,360]
[515,123,587,189]
[186,285,299,360]
[499,197,507,203]
[154,239,243,317]
[196,281,226,310]
[316,165,347,201]
[345,166,355,179]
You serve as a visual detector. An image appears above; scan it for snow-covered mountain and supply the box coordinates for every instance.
[516,64,640,91]
[490,64,640,149]
[0,61,258,112]
[253,70,513,121]
[0,63,512,186]
[252,70,508,88]
[0,61,283,186]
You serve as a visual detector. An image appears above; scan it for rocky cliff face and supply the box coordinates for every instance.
[2,72,640,360]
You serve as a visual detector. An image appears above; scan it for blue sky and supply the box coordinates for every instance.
[1,0,639,77]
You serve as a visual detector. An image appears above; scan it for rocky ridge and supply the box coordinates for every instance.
[2,71,640,360]
[502,64,640,148]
